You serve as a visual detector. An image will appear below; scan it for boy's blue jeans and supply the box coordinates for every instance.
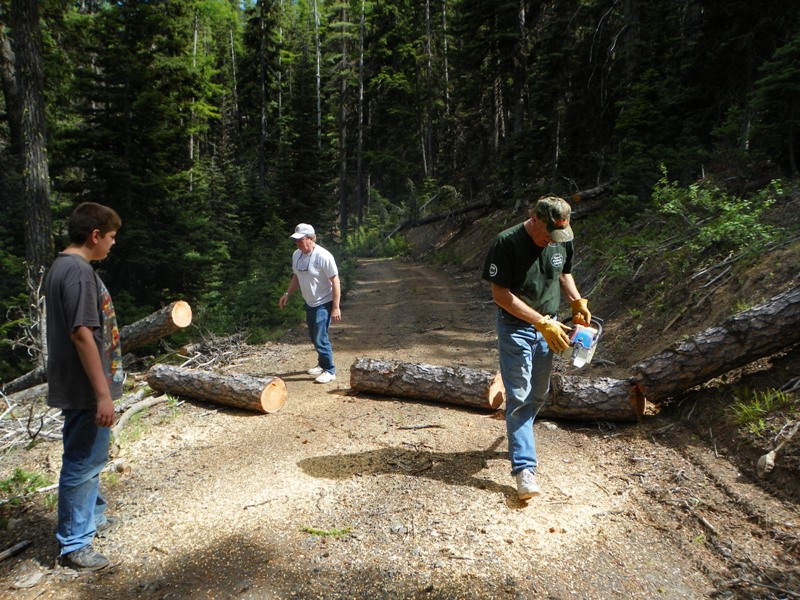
[57,409,110,555]
[496,311,554,475]
[305,301,335,374]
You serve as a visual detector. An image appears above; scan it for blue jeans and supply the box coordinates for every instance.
[57,409,110,555]
[306,301,335,374]
[497,310,554,475]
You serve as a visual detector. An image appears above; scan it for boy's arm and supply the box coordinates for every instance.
[70,325,116,427]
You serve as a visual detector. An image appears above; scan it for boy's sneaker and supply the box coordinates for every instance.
[60,544,109,572]
[96,516,119,538]
[307,366,324,376]
[515,469,541,500]
[314,371,336,384]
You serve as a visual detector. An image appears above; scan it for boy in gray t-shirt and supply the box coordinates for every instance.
[45,202,123,571]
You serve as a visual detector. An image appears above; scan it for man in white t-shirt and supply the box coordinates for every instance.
[278,223,342,383]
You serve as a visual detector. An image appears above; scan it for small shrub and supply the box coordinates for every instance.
[0,468,52,506]
[728,387,797,438]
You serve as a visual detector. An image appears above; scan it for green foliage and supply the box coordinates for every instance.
[0,469,52,507]
[300,525,352,538]
[728,388,798,438]
[577,174,787,310]
[653,166,782,255]
[342,220,410,258]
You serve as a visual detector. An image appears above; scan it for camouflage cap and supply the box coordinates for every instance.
[532,196,574,242]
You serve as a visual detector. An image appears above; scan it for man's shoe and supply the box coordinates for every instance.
[60,545,110,572]
[314,371,336,384]
[515,469,541,500]
[307,366,324,376]
[96,516,119,538]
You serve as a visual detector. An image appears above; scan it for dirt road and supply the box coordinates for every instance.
[2,258,798,598]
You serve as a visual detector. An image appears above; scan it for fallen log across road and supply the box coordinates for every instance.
[631,285,800,403]
[349,358,505,410]
[350,357,644,421]
[146,364,287,414]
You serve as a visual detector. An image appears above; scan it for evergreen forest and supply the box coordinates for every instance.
[1,0,798,380]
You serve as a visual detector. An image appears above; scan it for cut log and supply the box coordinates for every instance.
[350,358,643,421]
[631,285,800,403]
[349,358,505,410]
[146,364,286,414]
[120,300,193,352]
[1,301,194,395]
[542,374,644,422]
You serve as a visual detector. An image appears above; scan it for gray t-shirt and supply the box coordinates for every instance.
[45,253,124,410]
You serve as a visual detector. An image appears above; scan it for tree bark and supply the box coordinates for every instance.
[349,358,505,410]
[119,300,193,352]
[10,0,53,280]
[146,364,287,414]
[542,374,644,422]
[631,285,800,403]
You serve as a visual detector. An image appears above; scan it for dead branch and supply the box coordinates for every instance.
[111,394,169,441]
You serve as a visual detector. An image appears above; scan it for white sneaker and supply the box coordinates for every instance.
[515,469,541,499]
[314,371,336,384]
[307,366,324,376]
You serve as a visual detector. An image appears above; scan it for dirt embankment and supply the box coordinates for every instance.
[1,254,799,599]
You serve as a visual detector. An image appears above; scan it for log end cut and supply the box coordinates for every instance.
[260,377,288,413]
[488,372,505,409]
[171,300,193,328]
[631,384,647,419]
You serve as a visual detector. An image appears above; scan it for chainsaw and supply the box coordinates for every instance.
[559,316,603,368]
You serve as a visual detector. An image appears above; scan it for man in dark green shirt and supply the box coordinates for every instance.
[483,196,591,500]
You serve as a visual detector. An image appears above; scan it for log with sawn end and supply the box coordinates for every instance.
[146,364,287,414]
[541,374,644,422]
[350,358,644,421]
[349,357,505,410]
[1,300,194,395]
[119,300,193,352]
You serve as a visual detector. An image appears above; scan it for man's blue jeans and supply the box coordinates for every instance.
[57,409,110,555]
[306,301,335,374]
[497,311,554,475]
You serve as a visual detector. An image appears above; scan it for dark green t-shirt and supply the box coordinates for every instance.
[482,222,573,316]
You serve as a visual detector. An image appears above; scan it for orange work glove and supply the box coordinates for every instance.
[534,316,571,353]
[570,298,591,326]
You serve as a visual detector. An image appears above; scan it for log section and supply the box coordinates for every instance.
[146,364,287,414]
[631,285,800,403]
[120,300,193,352]
[350,358,505,410]
[542,374,644,422]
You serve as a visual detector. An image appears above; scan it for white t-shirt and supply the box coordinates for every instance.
[292,244,339,307]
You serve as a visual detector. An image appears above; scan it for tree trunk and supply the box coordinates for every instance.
[350,358,505,410]
[11,0,53,280]
[119,300,193,352]
[542,374,644,422]
[631,285,800,403]
[146,364,287,414]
